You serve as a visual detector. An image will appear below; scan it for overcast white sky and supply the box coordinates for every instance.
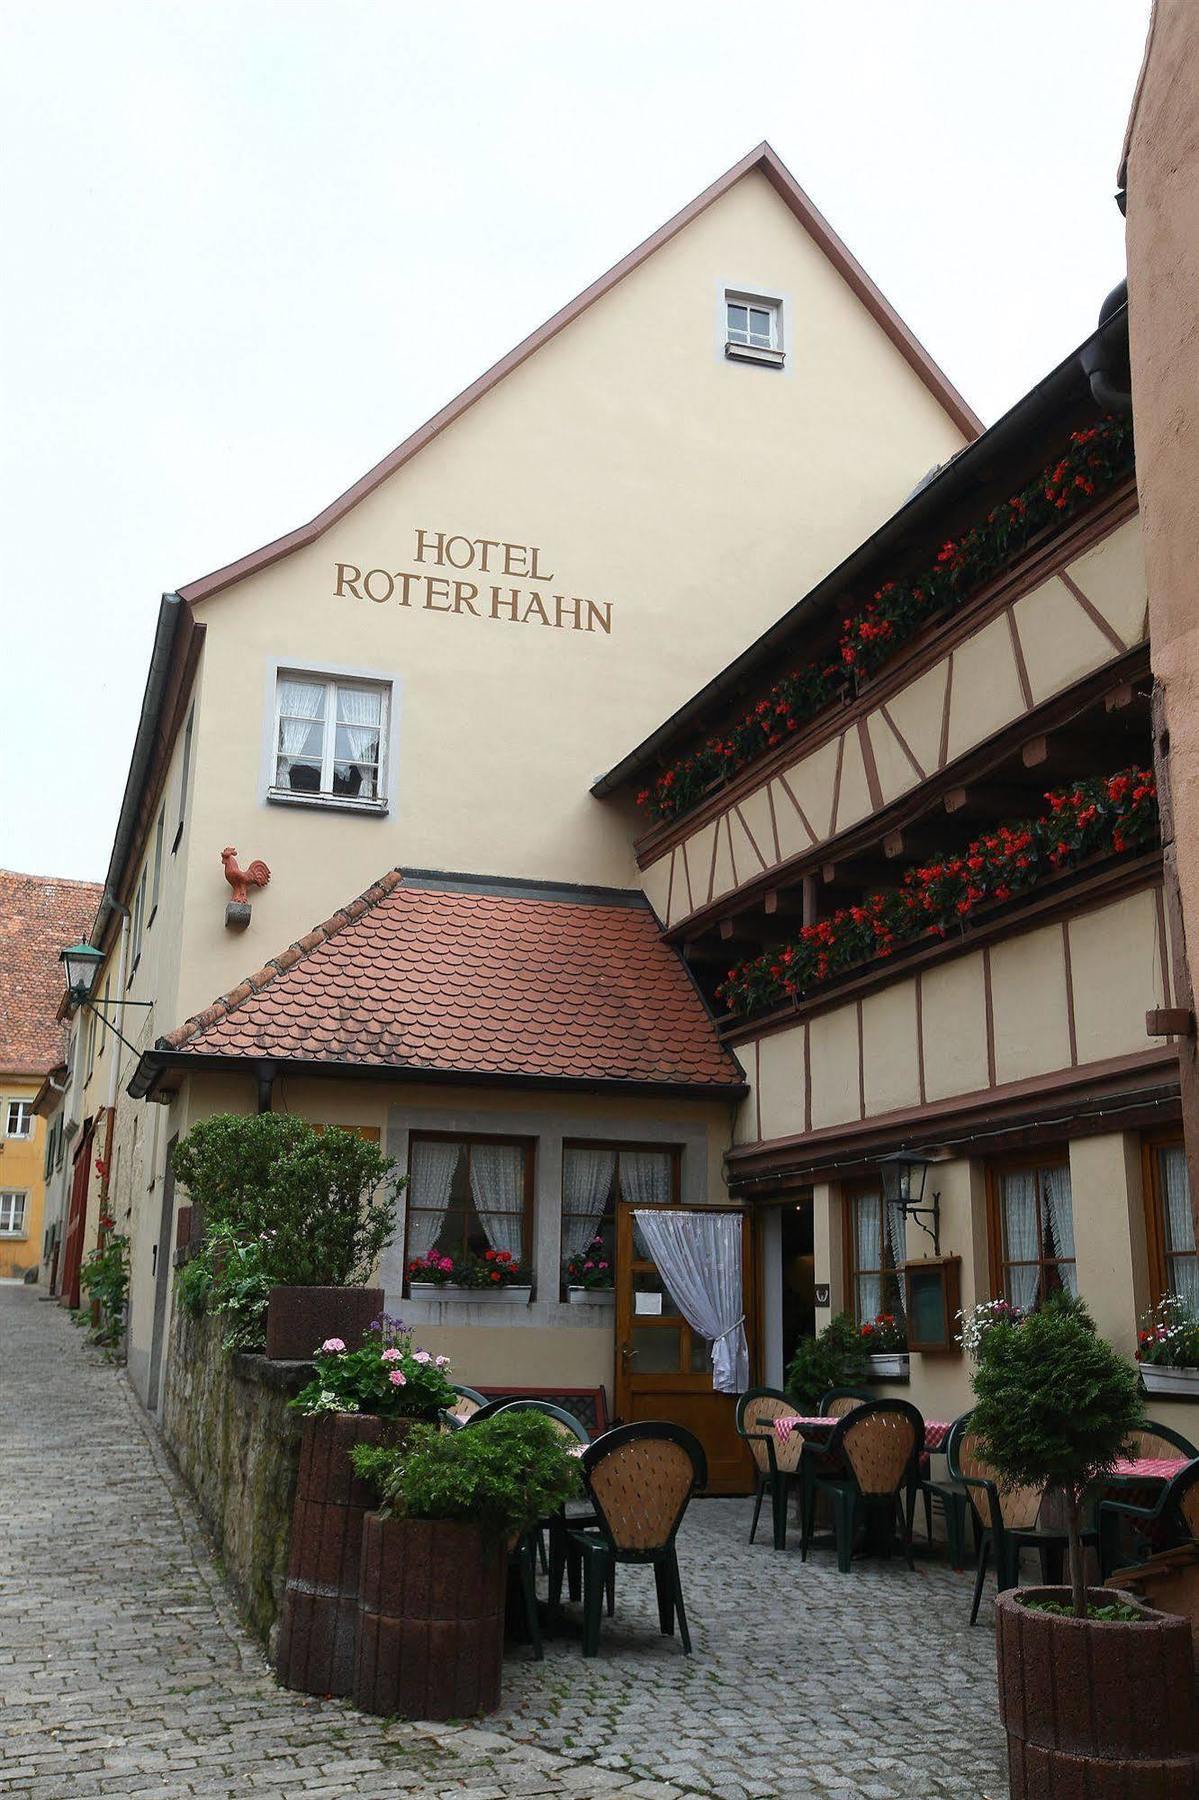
[1,0,1151,883]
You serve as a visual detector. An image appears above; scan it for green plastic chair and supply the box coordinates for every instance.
[1098,1452,1199,1579]
[801,1399,924,1574]
[735,1387,803,1550]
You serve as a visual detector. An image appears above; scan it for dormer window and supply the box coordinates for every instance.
[724,291,784,367]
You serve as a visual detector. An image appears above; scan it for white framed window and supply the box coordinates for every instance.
[270,672,390,809]
[0,1191,27,1235]
[4,1100,33,1139]
[724,290,784,366]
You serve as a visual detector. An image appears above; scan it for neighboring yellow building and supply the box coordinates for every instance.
[0,870,103,1281]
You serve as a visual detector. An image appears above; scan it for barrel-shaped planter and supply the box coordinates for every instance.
[354,1514,507,1720]
[265,1284,383,1360]
[275,1411,409,1697]
[996,1586,1199,1797]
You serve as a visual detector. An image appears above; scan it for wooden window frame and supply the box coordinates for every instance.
[842,1179,905,1325]
[403,1130,535,1287]
[985,1149,1075,1307]
[1142,1130,1197,1306]
[561,1139,681,1297]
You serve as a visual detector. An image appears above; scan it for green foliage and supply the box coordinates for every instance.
[202,1224,275,1352]
[785,1312,870,1411]
[171,1113,402,1288]
[79,1233,130,1344]
[292,1319,457,1419]
[175,1254,213,1320]
[1021,1597,1144,1623]
[1136,1293,1199,1369]
[350,1411,583,1536]
[971,1294,1145,1617]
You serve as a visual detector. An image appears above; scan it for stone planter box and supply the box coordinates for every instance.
[567,1286,614,1306]
[1140,1363,1199,1398]
[354,1513,507,1719]
[408,1283,532,1305]
[275,1411,410,1697]
[868,1352,910,1380]
[995,1585,1199,1796]
[265,1285,383,1360]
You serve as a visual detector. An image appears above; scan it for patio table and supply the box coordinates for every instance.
[773,1413,952,1451]
[1107,1455,1189,1483]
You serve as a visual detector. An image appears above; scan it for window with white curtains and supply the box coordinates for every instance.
[271,672,388,803]
[1149,1142,1199,1312]
[404,1135,531,1276]
[848,1186,905,1324]
[560,1143,679,1292]
[992,1158,1076,1308]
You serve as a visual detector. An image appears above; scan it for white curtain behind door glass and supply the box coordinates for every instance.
[632,1209,749,1392]
[1002,1172,1041,1309]
[854,1193,882,1320]
[470,1144,525,1259]
[276,679,326,783]
[407,1140,460,1259]
[1160,1148,1199,1309]
[1042,1166,1077,1296]
[562,1147,615,1261]
[619,1150,672,1206]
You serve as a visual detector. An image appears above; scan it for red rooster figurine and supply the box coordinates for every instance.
[221,846,271,904]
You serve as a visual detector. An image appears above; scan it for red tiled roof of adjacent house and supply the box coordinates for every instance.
[154,870,743,1092]
[0,869,105,1076]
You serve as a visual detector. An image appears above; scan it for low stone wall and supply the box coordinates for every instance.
[161,1307,310,1651]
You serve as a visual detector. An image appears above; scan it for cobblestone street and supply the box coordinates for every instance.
[0,1288,1007,1799]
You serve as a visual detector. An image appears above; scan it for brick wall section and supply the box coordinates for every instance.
[0,868,103,1075]
[160,1304,309,1652]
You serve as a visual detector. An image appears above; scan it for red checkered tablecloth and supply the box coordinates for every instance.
[1110,1456,1188,1481]
[773,1413,951,1450]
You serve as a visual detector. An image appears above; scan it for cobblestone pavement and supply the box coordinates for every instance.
[0,1288,1008,1799]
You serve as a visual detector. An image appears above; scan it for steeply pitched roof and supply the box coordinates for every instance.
[0,869,104,1077]
[178,142,979,606]
[133,870,744,1099]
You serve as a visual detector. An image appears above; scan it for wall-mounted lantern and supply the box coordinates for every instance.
[877,1148,941,1255]
[59,941,153,1056]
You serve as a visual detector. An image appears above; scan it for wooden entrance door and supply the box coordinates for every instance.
[614,1203,755,1495]
[59,1122,94,1311]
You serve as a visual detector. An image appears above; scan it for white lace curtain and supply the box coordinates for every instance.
[1002,1172,1041,1310]
[277,678,325,780]
[562,1147,615,1261]
[854,1193,882,1321]
[619,1150,672,1206]
[1161,1148,1199,1310]
[337,686,381,791]
[885,1194,907,1319]
[470,1144,525,1259]
[406,1139,460,1259]
[633,1208,749,1393]
[1042,1166,1077,1296]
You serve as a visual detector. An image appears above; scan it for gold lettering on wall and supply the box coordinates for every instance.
[334,528,614,636]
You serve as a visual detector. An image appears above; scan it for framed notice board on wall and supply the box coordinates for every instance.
[902,1256,961,1352]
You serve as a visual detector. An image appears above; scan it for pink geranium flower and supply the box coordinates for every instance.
[388,1369,407,1387]
[320,1338,346,1354]
[380,1347,402,1363]
[413,1350,431,1364]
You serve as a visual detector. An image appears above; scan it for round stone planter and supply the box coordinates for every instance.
[995,1585,1199,1796]
[867,1351,910,1379]
[1140,1362,1199,1398]
[354,1513,507,1720]
[408,1282,532,1305]
[567,1286,615,1306]
[264,1284,383,1360]
[275,1411,411,1697]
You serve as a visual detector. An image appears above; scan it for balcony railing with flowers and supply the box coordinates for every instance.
[638,418,1135,826]
[716,767,1157,1019]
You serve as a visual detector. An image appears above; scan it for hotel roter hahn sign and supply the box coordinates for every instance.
[335,527,614,635]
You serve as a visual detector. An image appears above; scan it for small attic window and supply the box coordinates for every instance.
[725,292,784,367]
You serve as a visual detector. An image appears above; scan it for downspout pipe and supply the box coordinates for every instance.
[256,1062,277,1114]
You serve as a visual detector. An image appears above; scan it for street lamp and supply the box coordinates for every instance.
[877,1149,941,1254]
[59,942,105,1008]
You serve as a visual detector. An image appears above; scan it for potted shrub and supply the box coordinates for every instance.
[407,1247,532,1304]
[275,1316,458,1698]
[172,1114,401,1358]
[784,1311,870,1411]
[350,1410,582,1719]
[564,1235,614,1304]
[972,1297,1199,1792]
[859,1312,908,1379]
[1135,1293,1199,1397]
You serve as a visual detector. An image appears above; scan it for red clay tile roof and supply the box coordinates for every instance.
[154,870,743,1092]
[0,869,105,1076]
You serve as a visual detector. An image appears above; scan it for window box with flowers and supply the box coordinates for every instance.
[860,1312,909,1380]
[1136,1295,1199,1397]
[407,1248,532,1304]
[564,1235,614,1304]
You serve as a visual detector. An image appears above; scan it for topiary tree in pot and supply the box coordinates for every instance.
[172,1113,402,1357]
[972,1295,1198,1793]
